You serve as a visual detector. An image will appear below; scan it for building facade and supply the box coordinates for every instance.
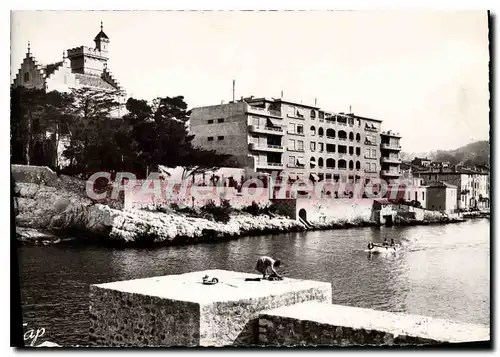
[190,97,390,184]
[415,169,490,210]
[12,22,124,96]
[380,130,402,181]
[425,181,458,213]
[12,23,126,168]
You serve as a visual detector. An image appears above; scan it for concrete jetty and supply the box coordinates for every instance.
[89,269,331,346]
[89,270,489,347]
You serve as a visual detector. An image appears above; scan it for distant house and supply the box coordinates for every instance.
[415,168,489,210]
[425,181,458,213]
[411,157,431,167]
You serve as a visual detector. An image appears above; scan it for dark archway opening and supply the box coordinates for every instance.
[299,208,307,221]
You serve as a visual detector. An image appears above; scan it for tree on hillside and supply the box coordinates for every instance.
[61,88,126,178]
[11,87,47,165]
[125,95,234,179]
[11,87,74,168]
[152,96,191,122]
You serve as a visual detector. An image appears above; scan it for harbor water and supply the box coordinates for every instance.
[17,218,490,345]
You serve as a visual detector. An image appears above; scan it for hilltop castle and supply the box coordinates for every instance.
[12,22,124,95]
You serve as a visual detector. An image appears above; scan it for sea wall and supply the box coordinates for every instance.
[258,301,490,346]
[87,271,489,347]
[89,270,332,347]
[123,181,271,210]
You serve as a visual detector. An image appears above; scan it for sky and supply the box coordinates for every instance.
[10,10,490,153]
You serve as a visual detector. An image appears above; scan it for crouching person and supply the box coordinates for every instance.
[255,256,282,280]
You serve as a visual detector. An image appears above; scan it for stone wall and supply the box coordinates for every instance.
[89,270,332,347]
[258,302,490,346]
[123,181,272,210]
[293,198,377,223]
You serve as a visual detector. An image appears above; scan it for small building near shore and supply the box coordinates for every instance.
[425,181,458,213]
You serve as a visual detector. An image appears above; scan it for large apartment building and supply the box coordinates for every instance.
[190,96,397,183]
[380,130,402,181]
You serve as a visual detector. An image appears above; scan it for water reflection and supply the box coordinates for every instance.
[17,219,490,345]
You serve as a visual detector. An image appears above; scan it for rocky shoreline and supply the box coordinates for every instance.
[14,180,467,247]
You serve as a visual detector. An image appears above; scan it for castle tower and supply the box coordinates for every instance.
[66,21,110,76]
[94,21,110,54]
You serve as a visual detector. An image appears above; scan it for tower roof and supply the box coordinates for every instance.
[94,21,109,41]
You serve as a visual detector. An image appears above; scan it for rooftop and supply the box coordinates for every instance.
[74,73,117,91]
[426,181,458,189]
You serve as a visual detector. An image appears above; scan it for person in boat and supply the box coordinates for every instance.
[383,238,389,247]
[390,239,395,246]
[255,256,282,280]
[367,242,374,250]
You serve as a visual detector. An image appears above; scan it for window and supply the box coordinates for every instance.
[288,123,296,133]
[371,163,377,172]
[218,118,224,123]
[356,133,361,142]
[24,72,29,82]
[357,119,361,127]
[365,148,370,157]
[319,143,324,152]
[297,140,304,151]
[310,110,316,119]
[289,156,295,166]
[348,117,354,126]
[310,157,316,168]
[422,192,425,201]
[288,139,295,151]
[218,136,224,140]
[318,128,324,137]
[297,124,304,134]
[318,158,324,167]
[415,192,418,201]
[208,119,214,124]
[349,146,354,155]
[319,111,324,119]
[310,126,316,136]
[208,137,214,141]
[365,163,370,171]
[356,147,361,156]
[310,142,316,151]
[371,149,376,157]
[252,117,259,126]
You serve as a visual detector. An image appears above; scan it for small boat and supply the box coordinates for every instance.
[365,244,401,254]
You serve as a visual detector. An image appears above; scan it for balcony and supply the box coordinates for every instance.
[364,126,378,132]
[381,157,402,164]
[287,131,305,136]
[246,105,282,119]
[248,125,284,136]
[381,130,402,138]
[248,143,284,153]
[286,112,305,120]
[256,161,284,170]
[381,143,402,151]
[287,148,305,153]
[381,170,401,177]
